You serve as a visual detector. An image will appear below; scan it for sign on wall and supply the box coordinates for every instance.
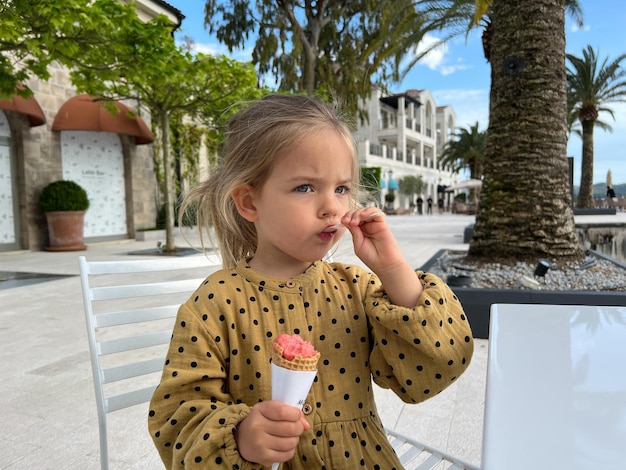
[61,131,127,238]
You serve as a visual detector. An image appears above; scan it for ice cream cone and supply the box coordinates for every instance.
[272,342,320,371]
[270,334,320,469]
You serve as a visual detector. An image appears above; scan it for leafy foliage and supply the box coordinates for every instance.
[38,180,90,212]
[360,167,382,193]
[410,0,583,67]
[204,0,428,120]
[438,122,486,179]
[73,46,263,249]
[55,5,263,250]
[0,0,158,98]
[398,175,427,200]
[566,45,626,208]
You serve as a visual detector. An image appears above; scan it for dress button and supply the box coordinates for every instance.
[286,280,296,288]
[302,403,313,415]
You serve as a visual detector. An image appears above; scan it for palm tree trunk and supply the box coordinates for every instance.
[469,0,583,262]
[576,120,595,208]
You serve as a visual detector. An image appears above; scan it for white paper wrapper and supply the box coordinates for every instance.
[270,362,317,470]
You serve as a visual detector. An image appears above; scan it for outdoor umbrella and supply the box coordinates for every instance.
[607,169,613,189]
[388,177,399,191]
[52,94,153,144]
[445,179,482,191]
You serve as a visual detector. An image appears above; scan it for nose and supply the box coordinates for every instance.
[319,190,340,219]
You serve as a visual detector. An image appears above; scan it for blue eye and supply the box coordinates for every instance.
[336,186,350,195]
[295,184,312,193]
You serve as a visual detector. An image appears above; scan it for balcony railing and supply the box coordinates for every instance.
[369,143,383,156]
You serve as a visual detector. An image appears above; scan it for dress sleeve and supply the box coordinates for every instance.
[148,302,261,470]
[366,271,474,404]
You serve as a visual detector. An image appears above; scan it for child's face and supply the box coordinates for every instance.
[250,129,353,275]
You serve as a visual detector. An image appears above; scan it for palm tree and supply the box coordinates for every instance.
[566,45,626,208]
[410,0,583,68]
[438,121,486,179]
[467,0,583,262]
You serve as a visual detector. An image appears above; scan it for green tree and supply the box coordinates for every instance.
[438,122,486,179]
[566,45,626,208]
[399,175,426,206]
[0,0,170,98]
[468,0,583,262]
[71,18,263,251]
[203,0,427,119]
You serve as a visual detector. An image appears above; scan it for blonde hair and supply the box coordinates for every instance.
[180,94,360,268]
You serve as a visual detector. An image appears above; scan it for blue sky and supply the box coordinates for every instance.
[167,0,625,185]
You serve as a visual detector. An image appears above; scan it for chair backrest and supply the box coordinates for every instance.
[482,303,626,470]
[385,427,480,470]
[79,253,221,470]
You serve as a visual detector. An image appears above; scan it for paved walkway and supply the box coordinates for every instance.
[1,211,623,469]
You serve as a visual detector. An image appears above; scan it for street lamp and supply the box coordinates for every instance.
[385,170,395,213]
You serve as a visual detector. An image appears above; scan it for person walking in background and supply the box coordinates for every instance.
[607,185,616,199]
[148,94,474,469]
[416,195,424,215]
[438,195,445,214]
[427,196,433,215]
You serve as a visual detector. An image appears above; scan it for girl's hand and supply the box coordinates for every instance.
[342,208,422,307]
[341,208,403,273]
[235,401,309,466]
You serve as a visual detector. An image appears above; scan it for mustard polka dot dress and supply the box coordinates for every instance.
[148,260,474,469]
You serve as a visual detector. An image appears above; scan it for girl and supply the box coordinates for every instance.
[149,94,474,469]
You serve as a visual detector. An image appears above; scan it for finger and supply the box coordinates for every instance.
[299,412,310,431]
[267,420,306,438]
[342,209,384,227]
[260,401,304,423]
[267,435,301,452]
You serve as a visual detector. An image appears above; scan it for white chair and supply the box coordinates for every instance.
[80,253,478,470]
[79,253,222,470]
[385,427,480,469]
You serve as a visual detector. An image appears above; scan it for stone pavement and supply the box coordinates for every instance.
[2,211,622,469]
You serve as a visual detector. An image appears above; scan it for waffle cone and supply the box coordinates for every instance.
[272,342,320,371]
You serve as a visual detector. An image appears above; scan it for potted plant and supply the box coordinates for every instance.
[38,180,90,251]
[384,192,396,214]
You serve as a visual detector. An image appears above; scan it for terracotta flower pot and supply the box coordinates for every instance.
[43,211,87,251]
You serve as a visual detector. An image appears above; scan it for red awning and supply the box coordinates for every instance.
[52,94,154,145]
[0,92,46,127]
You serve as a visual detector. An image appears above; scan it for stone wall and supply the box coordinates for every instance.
[16,61,158,249]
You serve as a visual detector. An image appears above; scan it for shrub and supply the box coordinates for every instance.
[38,180,90,212]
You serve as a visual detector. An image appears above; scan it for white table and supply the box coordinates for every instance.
[482,304,626,470]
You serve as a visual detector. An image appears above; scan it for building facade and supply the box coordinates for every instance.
[0,0,183,252]
[355,88,459,210]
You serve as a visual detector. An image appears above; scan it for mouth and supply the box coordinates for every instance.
[322,223,342,233]
[320,227,340,240]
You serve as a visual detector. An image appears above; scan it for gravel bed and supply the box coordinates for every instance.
[428,251,626,292]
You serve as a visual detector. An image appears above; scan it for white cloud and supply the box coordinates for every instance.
[402,33,470,76]
[412,34,448,70]
[570,24,591,33]
[431,89,489,130]
[185,41,254,62]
